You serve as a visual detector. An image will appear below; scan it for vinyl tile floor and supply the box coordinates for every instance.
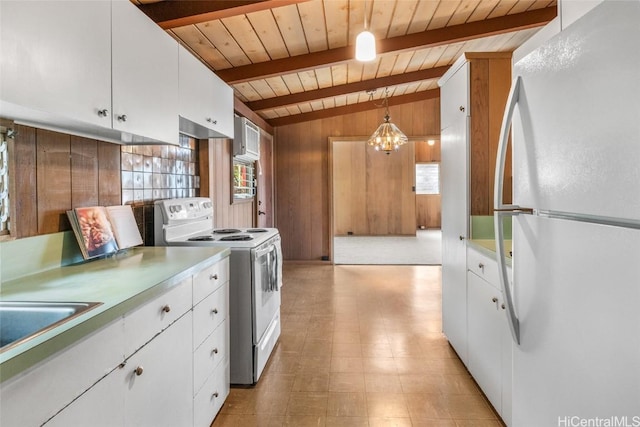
[212,263,504,427]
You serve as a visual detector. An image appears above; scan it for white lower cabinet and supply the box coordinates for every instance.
[466,246,512,426]
[5,256,231,427]
[194,357,230,427]
[192,260,230,426]
[45,362,124,427]
[46,313,193,427]
[467,271,503,412]
[123,312,193,427]
[0,318,124,427]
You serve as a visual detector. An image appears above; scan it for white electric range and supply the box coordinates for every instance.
[154,197,282,385]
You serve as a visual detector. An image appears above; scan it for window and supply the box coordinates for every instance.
[233,160,256,201]
[415,163,440,195]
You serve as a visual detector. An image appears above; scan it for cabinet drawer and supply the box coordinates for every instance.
[193,282,228,348]
[193,320,228,394]
[194,358,229,427]
[124,277,192,356]
[467,246,500,289]
[193,258,229,304]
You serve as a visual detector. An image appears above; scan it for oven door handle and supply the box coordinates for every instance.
[256,244,273,258]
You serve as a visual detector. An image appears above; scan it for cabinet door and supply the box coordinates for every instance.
[440,61,469,130]
[440,114,469,364]
[178,46,234,139]
[560,0,603,30]
[45,367,124,427]
[0,318,124,427]
[467,271,502,413]
[123,313,193,427]
[111,0,179,145]
[0,1,111,127]
[209,72,234,138]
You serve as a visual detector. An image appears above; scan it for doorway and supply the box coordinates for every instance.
[329,137,442,264]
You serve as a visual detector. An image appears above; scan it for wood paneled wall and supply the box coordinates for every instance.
[275,98,441,261]
[468,54,512,214]
[11,125,120,238]
[201,138,254,228]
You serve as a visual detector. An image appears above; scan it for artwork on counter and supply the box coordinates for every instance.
[67,205,143,259]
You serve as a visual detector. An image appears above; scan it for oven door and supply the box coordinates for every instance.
[252,236,282,343]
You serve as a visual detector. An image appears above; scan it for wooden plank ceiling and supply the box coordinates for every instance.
[135,0,557,127]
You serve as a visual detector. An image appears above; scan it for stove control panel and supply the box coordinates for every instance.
[157,198,214,222]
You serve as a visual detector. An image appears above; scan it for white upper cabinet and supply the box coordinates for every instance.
[439,58,469,131]
[112,0,178,145]
[0,1,112,127]
[0,0,179,145]
[178,45,234,139]
[560,0,603,30]
[514,1,603,64]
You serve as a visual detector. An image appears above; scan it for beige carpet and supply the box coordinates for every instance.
[333,229,442,265]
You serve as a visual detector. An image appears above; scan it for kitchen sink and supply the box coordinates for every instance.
[0,301,102,353]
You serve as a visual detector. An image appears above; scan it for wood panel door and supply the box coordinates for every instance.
[332,140,366,236]
[331,139,416,237]
[256,132,274,228]
[365,142,416,235]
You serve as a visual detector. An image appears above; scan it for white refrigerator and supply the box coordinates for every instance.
[493,2,640,426]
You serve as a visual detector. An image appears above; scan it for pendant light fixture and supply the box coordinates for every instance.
[355,0,376,62]
[367,89,408,154]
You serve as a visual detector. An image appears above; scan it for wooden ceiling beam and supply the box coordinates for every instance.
[138,0,311,30]
[247,66,449,111]
[217,6,555,84]
[267,89,440,127]
[234,97,274,135]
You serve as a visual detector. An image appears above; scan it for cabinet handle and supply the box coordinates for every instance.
[478,263,484,270]
[117,114,127,122]
[162,304,171,313]
[492,297,498,303]
[97,109,108,117]
[211,348,218,355]
[212,392,219,399]
[459,106,465,112]
[209,273,218,280]
[134,366,144,376]
[211,308,218,315]
[459,235,465,241]
[501,303,506,310]
[206,118,218,125]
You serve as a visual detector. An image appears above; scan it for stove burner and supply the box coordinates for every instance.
[188,235,214,241]
[219,235,253,241]
[246,228,268,233]
[213,228,242,234]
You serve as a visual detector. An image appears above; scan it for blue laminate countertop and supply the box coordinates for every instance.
[0,246,230,383]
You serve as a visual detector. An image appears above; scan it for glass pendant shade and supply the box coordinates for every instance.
[367,114,409,154]
[355,30,376,62]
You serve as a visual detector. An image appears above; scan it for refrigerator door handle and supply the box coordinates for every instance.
[494,76,521,211]
[494,76,527,345]
[494,211,520,345]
